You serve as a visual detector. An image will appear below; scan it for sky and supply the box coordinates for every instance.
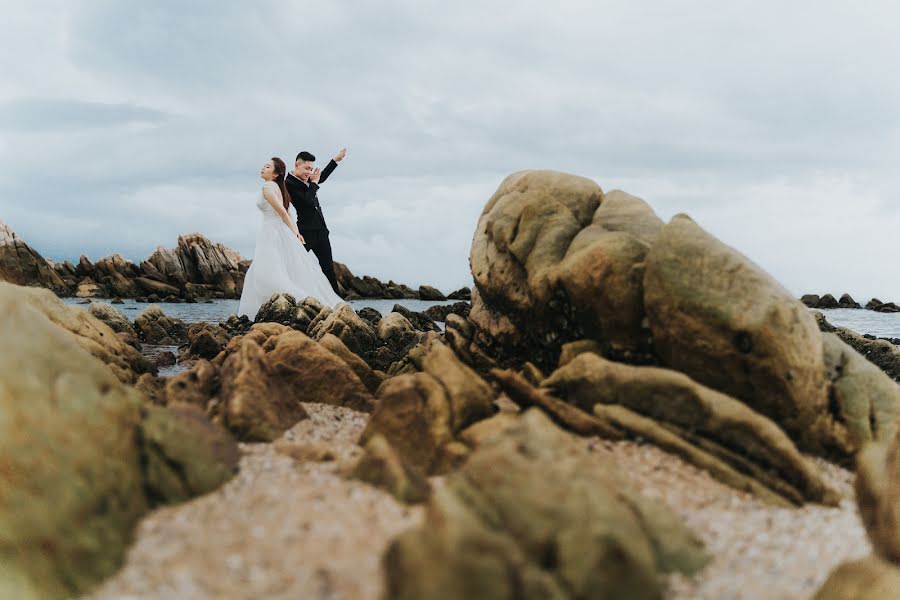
[1,1,899,298]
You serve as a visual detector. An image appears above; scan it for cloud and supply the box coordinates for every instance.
[1,1,900,297]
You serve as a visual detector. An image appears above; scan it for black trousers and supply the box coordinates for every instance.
[302,229,341,296]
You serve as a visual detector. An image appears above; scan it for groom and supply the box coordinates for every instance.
[285,147,347,296]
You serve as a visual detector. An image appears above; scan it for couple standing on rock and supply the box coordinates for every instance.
[238,148,348,320]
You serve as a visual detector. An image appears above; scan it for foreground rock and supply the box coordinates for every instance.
[0,282,154,384]
[813,432,900,597]
[0,282,237,600]
[360,339,494,474]
[383,409,709,600]
[165,324,377,441]
[540,352,839,505]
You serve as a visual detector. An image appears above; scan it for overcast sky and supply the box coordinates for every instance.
[1,1,899,298]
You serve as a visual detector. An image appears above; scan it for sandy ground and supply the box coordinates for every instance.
[83,405,869,600]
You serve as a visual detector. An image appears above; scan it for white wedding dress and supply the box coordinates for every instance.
[238,180,343,319]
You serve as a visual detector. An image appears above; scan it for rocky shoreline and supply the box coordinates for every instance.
[0,221,470,303]
[3,170,900,599]
[801,292,900,313]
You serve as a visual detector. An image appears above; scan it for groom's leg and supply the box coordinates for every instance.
[308,231,341,296]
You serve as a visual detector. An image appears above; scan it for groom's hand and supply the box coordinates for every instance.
[333,148,347,162]
[310,167,322,183]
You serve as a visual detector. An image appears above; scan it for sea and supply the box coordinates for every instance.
[62,297,461,324]
[62,299,900,377]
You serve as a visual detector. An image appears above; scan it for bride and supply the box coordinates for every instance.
[238,157,343,319]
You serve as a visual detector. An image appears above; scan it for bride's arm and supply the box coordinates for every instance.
[263,186,305,242]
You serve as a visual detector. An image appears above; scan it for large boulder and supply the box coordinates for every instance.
[383,409,709,600]
[0,282,153,384]
[0,284,236,600]
[468,173,664,368]
[643,214,831,455]
[0,221,68,293]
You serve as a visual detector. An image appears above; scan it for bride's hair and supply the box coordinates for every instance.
[271,157,292,211]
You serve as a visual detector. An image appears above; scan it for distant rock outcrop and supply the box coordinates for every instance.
[1,222,456,301]
[0,221,68,292]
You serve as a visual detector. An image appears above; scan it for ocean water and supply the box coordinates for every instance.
[62,297,462,324]
[62,299,900,340]
[814,308,900,340]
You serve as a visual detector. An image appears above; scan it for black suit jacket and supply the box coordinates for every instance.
[285,159,338,234]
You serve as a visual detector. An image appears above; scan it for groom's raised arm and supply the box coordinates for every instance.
[318,148,345,185]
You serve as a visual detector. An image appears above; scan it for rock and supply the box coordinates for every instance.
[839,293,862,308]
[468,174,664,369]
[111,297,124,304]
[144,233,245,299]
[360,373,454,474]
[377,312,419,354]
[273,439,336,462]
[542,352,839,505]
[154,350,177,367]
[643,214,831,455]
[812,557,900,600]
[382,409,709,600]
[291,296,326,332]
[88,302,137,337]
[418,284,446,300]
[309,303,378,360]
[361,339,495,474]
[318,333,385,394]
[135,372,164,404]
[139,403,239,504]
[216,338,310,441]
[262,330,376,413]
[867,298,884,310]
[392,303,441,332]
[186,322,231,360]
[134,276,181,297]
[357,306,383,329]
[134,305,189,345]
[254,293,298,325]
[800,293,821,307]
[820,333,900,457]
[0,221,69,293]
[0,285,235,599]
[349,434,432,504]
[855,440,900,563]
[424,301,471,322]
[816,293,840,308]
[162,359,219,409]
[0,282,154,384]
[76,278,104,298]
[448,286,472,300]
[814,312,900,383]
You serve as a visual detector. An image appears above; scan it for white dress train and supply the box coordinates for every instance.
[238,181,343,319]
